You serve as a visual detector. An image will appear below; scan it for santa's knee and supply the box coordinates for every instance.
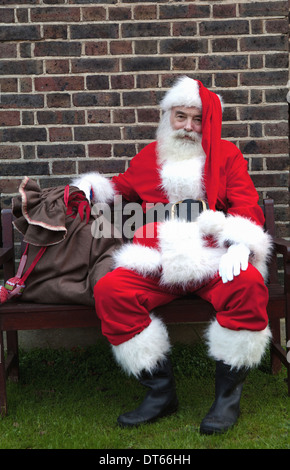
[205,265,271,370]
[236,263,267,291]
[222,265,269,327]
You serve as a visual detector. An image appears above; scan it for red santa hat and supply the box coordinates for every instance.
[160,76,223,210]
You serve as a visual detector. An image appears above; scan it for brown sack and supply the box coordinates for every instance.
[12,177,122,306]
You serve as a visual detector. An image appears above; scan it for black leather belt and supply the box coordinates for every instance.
[146,199,208,223]
[170,199,209,222]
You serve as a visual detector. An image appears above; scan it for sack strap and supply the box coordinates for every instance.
[19,246,47,284]
[1,245,47,303]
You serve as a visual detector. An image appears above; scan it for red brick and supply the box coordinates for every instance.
[110,41,133,55]
[82,6,106,21]
[108,6,131,21]
[133,5,157,20]
[71,58,119,74]
[20,77,32,93]
[53,160,76,175]
[87,110,111,124]
[213,4,236,17]
[136,74,158,89]
[37,110,85,125]
[79,160,125,175]
[74,126,121,141]
[0,178,22,193]
[84,41,108,56]
[0,146,21,160]
[31,7,80,23]
[38,144,85,159]
[49,127,72,142]
[0,78,17,92]
[88,144,112,158]
[35,76,84,92]
[172,56,197,70]
[111,75,134,89]
[45,60,69,74]
[113,109,135,124]
[35,42,81,57]
[0,111,20,126]
[47,94,71,108]
[43,25,67,40]
[240,139,288,155]
[137,109,160,123]
[0,43,16,58]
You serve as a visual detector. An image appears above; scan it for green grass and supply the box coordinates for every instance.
[0,340,289,449]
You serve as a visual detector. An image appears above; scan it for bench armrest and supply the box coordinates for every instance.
[273,237,290,294]
[1,209,15,281]
[273,238,290,260]
[0,247,14,264]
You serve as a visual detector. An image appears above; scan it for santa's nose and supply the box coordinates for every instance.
[184,118,198,132]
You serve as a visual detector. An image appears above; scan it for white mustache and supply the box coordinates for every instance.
[173,129,202,143]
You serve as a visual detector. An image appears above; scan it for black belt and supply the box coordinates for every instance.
[170,199,209,222]
[146,199,209,223]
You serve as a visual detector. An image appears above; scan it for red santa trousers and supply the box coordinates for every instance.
[94,264,269,346]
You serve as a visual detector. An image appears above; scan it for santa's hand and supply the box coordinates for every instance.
[219,243,250,283]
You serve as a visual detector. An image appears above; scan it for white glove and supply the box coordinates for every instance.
[219,243,250,284]
[71,172,115,204]
[74,178,92,202]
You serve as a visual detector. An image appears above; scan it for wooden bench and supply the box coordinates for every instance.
[0,199,289,416]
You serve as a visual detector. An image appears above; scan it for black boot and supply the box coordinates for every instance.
[117,357,178,427]
[200,360,248,435]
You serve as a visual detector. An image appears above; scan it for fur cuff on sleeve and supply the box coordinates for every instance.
[71,172,115,204]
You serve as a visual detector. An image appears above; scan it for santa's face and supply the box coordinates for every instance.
[156,106,205,163]
[170,106,202,141]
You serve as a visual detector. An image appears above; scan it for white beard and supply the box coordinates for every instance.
[156,111,206,202]
[156,111,205,164]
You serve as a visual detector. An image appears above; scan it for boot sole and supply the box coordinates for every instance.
[200,419,237,435]
[117,400,179,428]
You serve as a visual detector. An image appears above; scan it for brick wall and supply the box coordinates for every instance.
[0,0,289,238]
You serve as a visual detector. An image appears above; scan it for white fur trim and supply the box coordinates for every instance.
[71,172,115,204]
[111,314,171,377]
[205,320,272,369]
[198,209,226,236]
[160,75,223,113]
[113,210,272,287]
[160,76,202,111]
[159,156,205,202]
[158,218,226,287]
[113,243,161,277]
[217,215,273,281]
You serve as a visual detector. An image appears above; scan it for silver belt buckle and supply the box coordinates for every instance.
[170,199,208,222]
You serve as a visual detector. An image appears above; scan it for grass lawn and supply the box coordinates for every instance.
[0,340,289,450]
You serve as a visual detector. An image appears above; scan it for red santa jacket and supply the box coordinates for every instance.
[111,140,272,288]
[112,140,264,225]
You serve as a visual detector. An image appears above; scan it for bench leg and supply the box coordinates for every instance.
[270,317,282,374]
[286,311,290,396]
[6,331,19,382]
[0,331,7,417]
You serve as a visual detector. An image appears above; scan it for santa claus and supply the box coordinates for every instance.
[72,76,272,434]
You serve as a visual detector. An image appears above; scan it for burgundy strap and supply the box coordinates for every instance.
[17,246,47,285]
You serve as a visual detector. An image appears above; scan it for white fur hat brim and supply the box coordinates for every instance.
[160,76,224,113]
[160,76,202,112]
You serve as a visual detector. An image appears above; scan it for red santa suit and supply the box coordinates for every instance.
[73,78,272,378]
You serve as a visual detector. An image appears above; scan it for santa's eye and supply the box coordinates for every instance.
[176,113,186,120]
